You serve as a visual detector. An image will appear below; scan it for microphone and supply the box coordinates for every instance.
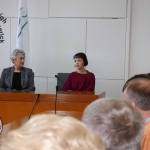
[54,86,58,114]
[54,85,67,117]
[28,94,40,120]
[55,75,71,91]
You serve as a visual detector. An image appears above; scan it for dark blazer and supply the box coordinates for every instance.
[0,67,35,91]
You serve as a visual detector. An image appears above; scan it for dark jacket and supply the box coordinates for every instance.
[0,67,35,91]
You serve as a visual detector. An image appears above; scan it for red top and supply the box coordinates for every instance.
[62,71,95,91]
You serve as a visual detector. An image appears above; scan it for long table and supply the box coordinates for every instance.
[0,91,105,125]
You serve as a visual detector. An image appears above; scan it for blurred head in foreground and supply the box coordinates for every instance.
[122,78,150,114]
[122,78,150,150]
[122,74,150,92]
[1,114,105,150]
[82,98,144,150]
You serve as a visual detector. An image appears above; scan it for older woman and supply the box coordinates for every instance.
[0,49,35,91]
[62,52,95,91]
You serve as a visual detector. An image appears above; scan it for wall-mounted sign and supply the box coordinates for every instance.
[0,25,5,43]
[0,13,7,24]
[0,13,7,43]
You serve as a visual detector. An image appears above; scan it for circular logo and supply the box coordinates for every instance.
[0,118,3,135]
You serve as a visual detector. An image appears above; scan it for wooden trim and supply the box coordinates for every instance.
[0,91,105,125]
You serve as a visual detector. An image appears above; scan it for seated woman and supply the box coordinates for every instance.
[62,52,95,91]
[0,49,35,91]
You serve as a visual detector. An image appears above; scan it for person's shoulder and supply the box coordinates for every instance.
[22,67,34,75]
[143,121,150,136]
[70,71,77,75]
[23,67,33,72]
[3,67,12,72]
[87,71,95,76]
[68,72,78,78]
[71,71,77,73]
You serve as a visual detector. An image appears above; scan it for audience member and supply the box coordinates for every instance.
[1,114,105,150]
[122,73,150,92]
[82,98,144,150]
[122,78,150,150]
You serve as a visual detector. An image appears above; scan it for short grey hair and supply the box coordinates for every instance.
[10,49,25,60]
[124,78,150,111]
[82,98,144,150]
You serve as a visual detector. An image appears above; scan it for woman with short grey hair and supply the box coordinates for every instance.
[10,49,25,60]
[0,49,35,91]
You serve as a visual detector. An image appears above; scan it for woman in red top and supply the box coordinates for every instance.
[62,52,95,91]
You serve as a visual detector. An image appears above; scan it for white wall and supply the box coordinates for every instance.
[0,0,129,99]
[129,0,150,77]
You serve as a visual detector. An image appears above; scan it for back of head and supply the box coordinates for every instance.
[82,98,144,150]
[1,114,105,150]
[73,52,88,66]
[124,78,150,111]
[122,74,150,92]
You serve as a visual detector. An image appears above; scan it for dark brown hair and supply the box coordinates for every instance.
[73,52,88,66]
